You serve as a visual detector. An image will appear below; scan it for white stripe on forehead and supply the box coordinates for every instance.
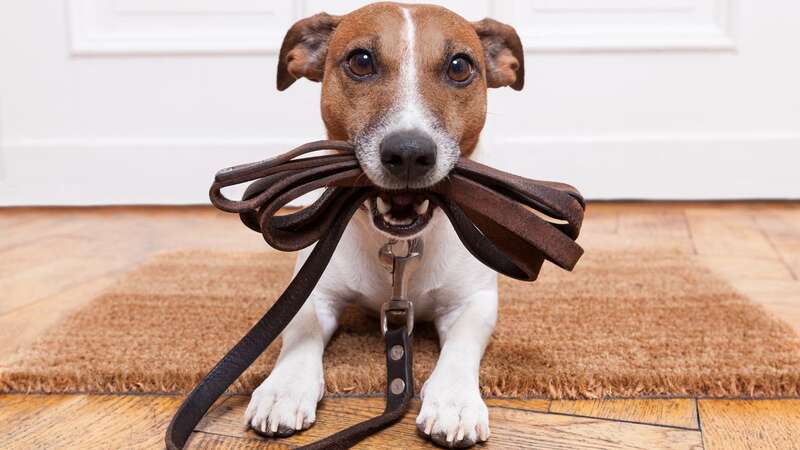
[397,7,425,129]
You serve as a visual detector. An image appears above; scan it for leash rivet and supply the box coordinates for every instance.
[390,345,404,361]
[390,378,406,395]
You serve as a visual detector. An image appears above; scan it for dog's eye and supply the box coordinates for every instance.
[447,55,473,83]
[347,50,375,77]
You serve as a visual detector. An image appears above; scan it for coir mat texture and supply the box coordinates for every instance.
[2,249,799,398]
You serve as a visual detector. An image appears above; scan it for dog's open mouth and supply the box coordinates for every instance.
[368,191,435,237]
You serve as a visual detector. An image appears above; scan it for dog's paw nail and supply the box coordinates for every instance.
[459,438,477,448]
[416,417,434,436]
[477,423,489,442]
[430,431,451,448]
[426,418,435,435]
[430,430,476,448]
[276,424,296,437]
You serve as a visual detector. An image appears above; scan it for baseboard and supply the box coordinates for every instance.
[1,133,797,205]
[0,138,300,206]
[479,133,799,200]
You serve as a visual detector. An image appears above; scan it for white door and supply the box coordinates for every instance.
[1,0,798,205]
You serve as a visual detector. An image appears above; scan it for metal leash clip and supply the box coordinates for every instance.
[378,238,423,335]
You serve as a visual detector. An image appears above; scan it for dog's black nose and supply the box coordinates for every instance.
[379,130,437,180]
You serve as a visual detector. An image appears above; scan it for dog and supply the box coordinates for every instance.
[244,3,524,447]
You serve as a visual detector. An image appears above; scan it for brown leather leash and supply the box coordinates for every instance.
[165,140,585,449]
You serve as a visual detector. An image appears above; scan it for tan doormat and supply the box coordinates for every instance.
[2,249,799,398]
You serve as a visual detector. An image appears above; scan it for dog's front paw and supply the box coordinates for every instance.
[244,362,324,437]
[416,373,490,448]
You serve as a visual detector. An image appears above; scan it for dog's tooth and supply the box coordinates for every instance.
[415,199,429,215]
[382,213,391,223]
[376,196,390,214]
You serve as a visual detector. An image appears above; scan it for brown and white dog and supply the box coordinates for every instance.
[244,3,524,447]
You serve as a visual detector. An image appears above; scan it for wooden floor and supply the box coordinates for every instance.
[1,202,799,449]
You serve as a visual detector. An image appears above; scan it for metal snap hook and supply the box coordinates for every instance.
[379,238,423,336]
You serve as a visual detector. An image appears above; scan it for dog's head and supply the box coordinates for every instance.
[277,2,524,238]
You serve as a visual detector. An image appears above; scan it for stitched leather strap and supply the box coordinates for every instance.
[165,140,584,449]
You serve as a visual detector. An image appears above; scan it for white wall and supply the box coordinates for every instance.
[0,0,798,205]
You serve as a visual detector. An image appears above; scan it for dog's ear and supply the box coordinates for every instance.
[277,13,341,91]
[471,19,525,90]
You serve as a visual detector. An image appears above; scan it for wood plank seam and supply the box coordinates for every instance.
[487,405,701,432]
[754,216,799,281]
[693,399,706,450]
[682,210,700,255]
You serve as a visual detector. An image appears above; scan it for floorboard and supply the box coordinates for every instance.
[549,399,698,429]
[0,394,181,450]
[698,399,800,450]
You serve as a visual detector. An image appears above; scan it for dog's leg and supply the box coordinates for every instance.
[416,288,498,448]
[244,251,340,436]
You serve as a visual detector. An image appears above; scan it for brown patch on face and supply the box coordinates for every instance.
[320,4,406,143]
[411,7,488,156]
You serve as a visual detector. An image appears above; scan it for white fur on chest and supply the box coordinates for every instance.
[295,208,497,321]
